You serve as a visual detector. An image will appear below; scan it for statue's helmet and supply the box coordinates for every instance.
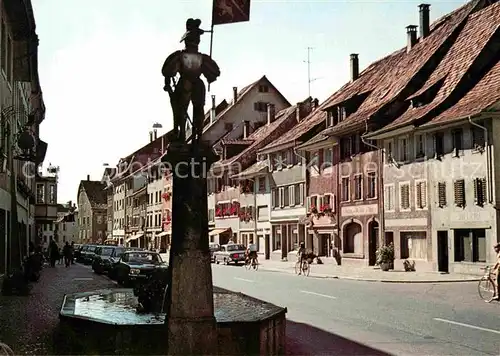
[180,18,205,44]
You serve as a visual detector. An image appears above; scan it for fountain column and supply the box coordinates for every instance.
[163,141,218,355]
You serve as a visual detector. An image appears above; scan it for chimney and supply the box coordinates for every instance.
[243,121,250,139]
[87,174,90,181]
[211,95,216,123]
[267,103,275,125]
[350,54,359,82]
[233,87,238,103]
[295,103,302,122]
[313,98,319,109]
[149,131,153,142]
[419,4,430,39]
[406,25,418,52]
[153,129,157,140]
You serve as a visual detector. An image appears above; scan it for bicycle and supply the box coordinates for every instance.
[478,266,497,302]
[245,256,258,271]
[295,259,310,277]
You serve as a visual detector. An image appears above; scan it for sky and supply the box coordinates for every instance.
[32,0,468,204]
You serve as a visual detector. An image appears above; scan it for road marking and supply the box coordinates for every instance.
[234,277,254,283]
[300,290,337,299]
[73,277,93,281]
[433,318,500,335]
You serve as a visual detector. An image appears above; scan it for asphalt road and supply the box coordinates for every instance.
[212,264,500,356]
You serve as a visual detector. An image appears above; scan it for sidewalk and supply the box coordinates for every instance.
[258,260,481,283]
[0,263,115,355]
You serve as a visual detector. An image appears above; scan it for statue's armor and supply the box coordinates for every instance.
[180,52,203,77]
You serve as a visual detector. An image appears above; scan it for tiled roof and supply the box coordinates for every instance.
[296,131,330,149]
[219,98,313,168]
[80,180,107,209]
[422,59,500,127]
[231,160,268,179]
[202,75,291,136]
[220,138,255,145]
[323,0,479,137]
[372,2,500,133]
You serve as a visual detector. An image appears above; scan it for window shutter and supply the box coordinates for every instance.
[300,183,305,204]
[331,194,336,212]
[416,183,422,208]
[416,181,426,209]
[474,178,487,207]
[271,188,275,208]
[384,186,390,211]
[279,188,284,207]
[481,178,487,204]
[289,186,295,206]
[438,182,446,207]
[401,184,410,210]
[454,179,465,207]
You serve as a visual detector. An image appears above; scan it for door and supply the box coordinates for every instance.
[368,221,379,266]
[265,234,270,260]
[437,231,449,273]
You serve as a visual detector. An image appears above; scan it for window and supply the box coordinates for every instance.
[452,128,463,155]
[254,102,268,112]
[36,184,45,203]
[337,106,346,122]
[326,110,338,127]
[367,172,376,199]
[279,187,285,207]
[434,132,444,158]
[399,137,408,162]
[415,134,425,158]
[384,185,395,212]
[97,215,102,224]
[340,137,352,159]
[400,232,427,259]
[308,195,318,210]
[323,148,333,167]
[258,85,269,93]
[437,182,446,208]
[472,124,485,151]
[454,229,486,263]
[354,175,362,200]
[415,180,427,209]
[384,140,393,161]
[473,178,487,207]
[284,186,290,206]
[341,177,350,201]
[257,177,265,192]
[454,179,465,207]
[271,189,279,208]
[294,185,301,205]
[400,183,410,210]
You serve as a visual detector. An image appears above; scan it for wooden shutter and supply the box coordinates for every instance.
[384,186,390,211]
[474,178,487,206]
[400,184,410,210]
[416,181,427,209]
[271,188,276,208]
[289,186,295,206]
[299,183,305,205]
[454,179,465,207]
[306,196,311,210]
[438,182,446,207]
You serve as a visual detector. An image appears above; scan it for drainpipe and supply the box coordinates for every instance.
[468,116,492,203]
[361,122,386,247]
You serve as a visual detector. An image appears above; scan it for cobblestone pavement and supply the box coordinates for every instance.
[258,259,481,283]
[0,263,115,355]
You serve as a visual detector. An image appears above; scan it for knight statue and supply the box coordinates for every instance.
[161,18,221,144]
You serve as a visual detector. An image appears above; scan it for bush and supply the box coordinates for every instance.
[376,243,394,265]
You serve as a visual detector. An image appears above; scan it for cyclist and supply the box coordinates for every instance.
[297,242,307,275]
[488,243,500,302]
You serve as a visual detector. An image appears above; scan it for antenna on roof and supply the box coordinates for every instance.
[304,47,321,97]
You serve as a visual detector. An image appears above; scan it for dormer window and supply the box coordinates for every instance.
[326,110,338,127]
[337,106,346,122]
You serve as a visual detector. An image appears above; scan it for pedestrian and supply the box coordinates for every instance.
[70,242,75,264]
[488,243,500,303]
[48,239,59,267]
[63,242,72,267]
[58,247,64,265]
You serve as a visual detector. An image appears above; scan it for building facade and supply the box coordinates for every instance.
[55,202,78,245]
[77,176,107,243]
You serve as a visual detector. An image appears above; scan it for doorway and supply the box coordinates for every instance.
[265,234,270,260]
[437,230,448,273]
[368,220,379,266]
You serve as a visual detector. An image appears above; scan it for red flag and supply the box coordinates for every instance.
[212,0,251,26]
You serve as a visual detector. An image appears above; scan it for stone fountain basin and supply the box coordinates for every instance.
[57,287,287,355]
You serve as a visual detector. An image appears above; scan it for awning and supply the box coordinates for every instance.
[209,228,229,236]
[156,231,170,238]
[126,233,144,243]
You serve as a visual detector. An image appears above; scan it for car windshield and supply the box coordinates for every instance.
[101,247,114,256]
[115,248,126,257]
[226,244,245,252]
[127,252,162,263]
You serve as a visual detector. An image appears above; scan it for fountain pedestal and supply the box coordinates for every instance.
[163,141,219,355]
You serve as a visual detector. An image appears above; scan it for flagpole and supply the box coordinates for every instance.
[208,23,214,92]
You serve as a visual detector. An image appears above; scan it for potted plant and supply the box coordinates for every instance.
[376,243,394,271]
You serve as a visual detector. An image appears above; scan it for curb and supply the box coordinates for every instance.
[258,266,480,284]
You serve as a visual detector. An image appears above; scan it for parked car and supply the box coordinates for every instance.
[209,243,220,263]
[72,244,82,260]
[214,244,246,265]
[80,245,100,265]
[107,247,143,279]
[92,246,130,275]
[114,251,167,287]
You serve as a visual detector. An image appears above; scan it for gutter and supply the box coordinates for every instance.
[468,116,492,204]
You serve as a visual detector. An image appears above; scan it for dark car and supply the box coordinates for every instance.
[92,246,127,275]
[80,245,100,265]
[114,251,167,287]
[209,243,220,263]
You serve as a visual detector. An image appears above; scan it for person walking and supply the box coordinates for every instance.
[70,242,75,264]
[48,239,59,267]
[63,242,72,267]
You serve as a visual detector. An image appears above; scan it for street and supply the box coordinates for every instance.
[212,264,500,356]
